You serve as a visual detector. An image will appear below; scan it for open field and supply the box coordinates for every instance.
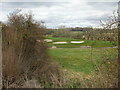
[45,36,117,48]
[44,36,118,87]
[48,48,117,74]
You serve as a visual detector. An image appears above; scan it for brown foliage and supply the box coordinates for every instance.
[2,10,62,88]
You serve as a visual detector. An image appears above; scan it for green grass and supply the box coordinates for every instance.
[46,36,73,42]
[45,36,117,48]
[48,48,117,74]
[46,36,117,74]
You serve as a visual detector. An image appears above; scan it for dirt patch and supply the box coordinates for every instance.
[36,40,41,42]
[44,39,53,42]
[51,46,57,48]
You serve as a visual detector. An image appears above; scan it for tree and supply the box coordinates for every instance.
[2,10,62,88]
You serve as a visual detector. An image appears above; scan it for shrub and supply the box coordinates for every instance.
[2,10,63,88]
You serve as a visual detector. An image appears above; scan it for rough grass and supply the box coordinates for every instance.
[48,48,117,74]
[46,36,117,48]
[47,47,118,88]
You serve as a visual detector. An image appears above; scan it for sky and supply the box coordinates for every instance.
[0,0,119,28]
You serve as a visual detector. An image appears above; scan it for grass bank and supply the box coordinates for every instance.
[48,48,117,74]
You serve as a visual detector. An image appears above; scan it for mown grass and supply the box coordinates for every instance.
[48,48,117,74]
[46,36,117,48]
[46,36,118,88]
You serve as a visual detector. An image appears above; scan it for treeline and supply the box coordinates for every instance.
[45,27,118,42]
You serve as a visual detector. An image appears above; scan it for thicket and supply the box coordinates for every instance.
[2,10,63,88]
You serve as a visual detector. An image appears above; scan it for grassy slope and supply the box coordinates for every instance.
[46,37,117,48]
[48,48,117,74]
[46,36,118,88]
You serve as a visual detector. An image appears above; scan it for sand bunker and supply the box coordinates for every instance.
[44,39,53,42]
[36,40,41,42]
[53,42,68,44]
[70,41,84,44]
[51,46,57,48]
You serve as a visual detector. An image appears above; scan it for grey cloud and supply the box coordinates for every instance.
[87,2,117,10]
[0,1,118,28]
[1,2,68,8]
[85,13,110,21]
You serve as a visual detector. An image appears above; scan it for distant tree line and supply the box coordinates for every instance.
[45,27,118,43]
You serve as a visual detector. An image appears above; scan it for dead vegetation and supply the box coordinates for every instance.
[2,10,63,88]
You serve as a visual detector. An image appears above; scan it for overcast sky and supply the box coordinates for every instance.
[0,0,119,28]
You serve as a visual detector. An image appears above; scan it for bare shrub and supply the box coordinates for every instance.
[85,49,118,88]
[61,48,118,88]
[2,10,63,88]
